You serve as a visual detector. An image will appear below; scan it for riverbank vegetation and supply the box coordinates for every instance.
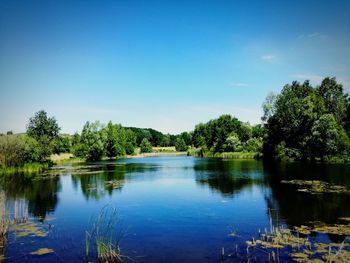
[263,77,350,162]
[1,77,349,171]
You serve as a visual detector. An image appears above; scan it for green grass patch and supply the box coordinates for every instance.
[0,162,49,176]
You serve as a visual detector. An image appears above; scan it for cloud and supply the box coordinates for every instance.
[298,32,328,40]
[261,54,275,62]
[231,82,249,87]
[292,73,324,83]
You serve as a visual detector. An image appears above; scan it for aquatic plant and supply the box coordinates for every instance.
[244,223,350,262]
[281,180,350,194]
[0,191,10,260]
[30,248,54,255]
[85,206,129,262]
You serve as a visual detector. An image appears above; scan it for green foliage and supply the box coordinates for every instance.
[244,137,263,153]
[225,132,242,152]
[27,110,60,140]
[77,121,105,161]
[263,77,350,161]
[104,121,119,158]
[26,110,61,160]
[0,135,48,167]
[140,138,153,153]
[191,115,261,155]
[174,138,187,151]
[53,135,71,154]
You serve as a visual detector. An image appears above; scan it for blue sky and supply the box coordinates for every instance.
[1,0,350,134]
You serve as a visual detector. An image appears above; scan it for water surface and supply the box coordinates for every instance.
[1,156,350,262]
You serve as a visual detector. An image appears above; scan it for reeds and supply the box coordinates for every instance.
[0,162,48,176]
[85,206,129,262]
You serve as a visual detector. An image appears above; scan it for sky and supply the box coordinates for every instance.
[1,0,350,134]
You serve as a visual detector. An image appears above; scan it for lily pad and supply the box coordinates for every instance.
[30,248,54,255]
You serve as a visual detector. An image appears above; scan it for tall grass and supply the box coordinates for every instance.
[85,206,128,262]
[187,147,261,159]
[0,191,10,259]
[0,162,48,176]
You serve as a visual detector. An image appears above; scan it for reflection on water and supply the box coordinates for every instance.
[0,157,349,262]
[0,175,60,222]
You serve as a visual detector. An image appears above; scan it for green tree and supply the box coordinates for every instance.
[104,121,119,158]
[140,138,153,153]
[317,77,348,124]
[26,110,61,160]
[77,121,105,161]
[308,114,349,159]
[175,138,187,151]
[262,92,277,122]
[263,78,350,161]
[225,132,242,152]
[27,110,60,140]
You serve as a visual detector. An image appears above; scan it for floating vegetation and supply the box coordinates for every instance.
[241,222,350,263]
[43,164,106,177]
[295,222,350,236]
[281,180,350,194]
[13,221,47,238]
[105,180,124,189]
[30,248,54,255]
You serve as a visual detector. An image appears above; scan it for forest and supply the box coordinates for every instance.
[0,77,349,170]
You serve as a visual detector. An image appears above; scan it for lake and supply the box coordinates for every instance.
[1,156,350,262]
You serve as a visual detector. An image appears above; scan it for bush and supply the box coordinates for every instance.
[140,138,153,153]
[175,138,188,151]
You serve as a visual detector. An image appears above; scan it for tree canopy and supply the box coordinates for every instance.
[263,77,350,161]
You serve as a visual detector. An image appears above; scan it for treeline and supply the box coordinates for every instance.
[190,115,264,157]
[0,111,62,170]
[0,112,193,167]
[1,76,349,169]
[263,77,350,161]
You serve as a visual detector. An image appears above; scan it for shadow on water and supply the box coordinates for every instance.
[193,159,266,197]
[263,161,350,227]
[0,174,61,222]
[71,161,161,200]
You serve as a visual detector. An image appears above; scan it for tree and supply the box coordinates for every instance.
[180,132,192,146]
[308,114,349,159]
[262,92,277,122]
[27,110,60,140]
[77,121,105,161]
[140,138,152,153]
[175,138,187,152]
[263,77,350,161]
[237,122,252,142]
[26,110,61,161]
[123,128,136,155]
[317,77,348,124]
[225,132,242,152]
[104,121,119,158]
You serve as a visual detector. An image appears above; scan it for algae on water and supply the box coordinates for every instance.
[30,248,54,255]
[281,180,350,194]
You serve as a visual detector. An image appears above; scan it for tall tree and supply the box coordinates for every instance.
[26,110,61,160]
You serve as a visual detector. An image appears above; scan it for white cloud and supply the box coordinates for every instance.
[298,32,328,40]
[261,54,275,62]
[231,82,249,87]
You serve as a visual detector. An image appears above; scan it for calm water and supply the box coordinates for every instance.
[1,156,350,262]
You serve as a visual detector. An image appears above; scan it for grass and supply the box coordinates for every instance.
[0,162,49,175]
[187,147,261,159]
[85,206,129,262]
[213,152,259,159]
[0,191,10,260]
